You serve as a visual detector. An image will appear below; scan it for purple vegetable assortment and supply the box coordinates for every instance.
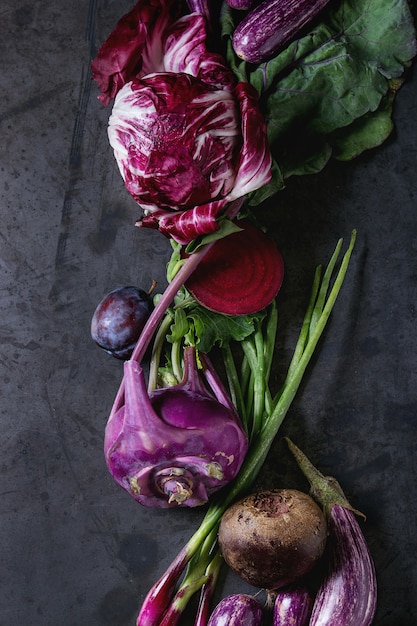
[87,0,416,622]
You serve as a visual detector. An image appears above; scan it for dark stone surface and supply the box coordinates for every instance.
[1,2,416,624]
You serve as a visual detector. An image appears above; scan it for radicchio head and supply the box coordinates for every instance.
[91,1,271,244]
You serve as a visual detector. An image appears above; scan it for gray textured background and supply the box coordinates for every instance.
[1,2,416,624]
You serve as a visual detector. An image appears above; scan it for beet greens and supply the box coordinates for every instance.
[136,230,357,625]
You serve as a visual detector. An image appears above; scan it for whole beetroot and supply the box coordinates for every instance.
[218,489,327,590]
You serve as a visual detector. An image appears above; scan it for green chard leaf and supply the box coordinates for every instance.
[222,0,417,178]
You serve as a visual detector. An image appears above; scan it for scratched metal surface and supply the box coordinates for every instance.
[0,1,416,625]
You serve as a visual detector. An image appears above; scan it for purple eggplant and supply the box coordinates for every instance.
[232,0,332,63]
[285,438,378,626]
[273,586,312,625]
[207,594,263,626]
[309,504,377,626]
[226,0,256,9]
[104,346,248,508]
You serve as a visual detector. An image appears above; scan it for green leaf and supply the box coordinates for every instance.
[188,306,265,353]
[224,0,417,174]
[185,218,243,255]
[330,94,395,161]
[247,159,285,206]
[167,308,190,344]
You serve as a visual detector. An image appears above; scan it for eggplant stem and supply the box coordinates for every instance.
[285,437,365,519]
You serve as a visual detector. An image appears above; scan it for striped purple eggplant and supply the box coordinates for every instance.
[273,585,312,626]
[284,439,378,626]
[207,594,263,626]
[226,0,256,9]
[309,504,377,626]
[232,0,332,63]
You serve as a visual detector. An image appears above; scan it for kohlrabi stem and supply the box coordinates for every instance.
[200,353,238,414]
[131,248,213,365]
[171,339,183,382]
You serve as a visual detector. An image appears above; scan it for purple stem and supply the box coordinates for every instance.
[136,546,189,626]
[200,353,237,413]
[110,198,245,415]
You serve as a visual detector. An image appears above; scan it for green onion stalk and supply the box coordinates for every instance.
[136,229,357,626]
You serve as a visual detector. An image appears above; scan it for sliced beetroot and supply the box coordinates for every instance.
[186,220,284,315]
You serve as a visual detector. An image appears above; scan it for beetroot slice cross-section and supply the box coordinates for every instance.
[186,220,284,315]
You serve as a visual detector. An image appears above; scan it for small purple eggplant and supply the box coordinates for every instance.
[207,594,263,626]
[309,504,377,626]
[232,0,332,63]
[273,586,312,625]
[226,0,256,9]
[105,346,248,508]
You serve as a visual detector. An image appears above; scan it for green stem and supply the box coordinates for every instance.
[171,339,183,382]
[222,344,247,426]
[240,352,251,401]
[310,237,343,333]
[284,266,321,383]
[253,328,266,438]
[241,337,263,439]
[148,313,173,390]
[263,300,278,384]
[275,230,356,408]
[194,550,223,626]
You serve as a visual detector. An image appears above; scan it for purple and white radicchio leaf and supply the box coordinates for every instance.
[226,81,272,202]
[108,72,240,208]
[138,199,228,245]
[92,0,272,244]
[108,72,271,243]
[91,0,180,106]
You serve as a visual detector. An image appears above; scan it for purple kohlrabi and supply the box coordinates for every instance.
[104,346,249,508]
[91,0,272,244]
